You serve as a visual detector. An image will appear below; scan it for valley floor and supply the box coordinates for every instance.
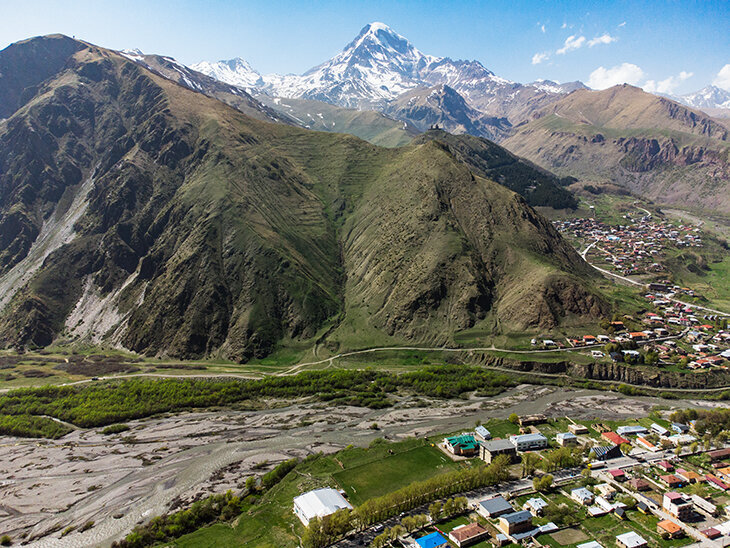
[1,386,719,547]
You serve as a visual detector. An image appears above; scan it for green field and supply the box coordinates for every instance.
[333,445,461,504]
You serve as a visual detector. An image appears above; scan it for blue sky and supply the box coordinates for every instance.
[1,0,728,93]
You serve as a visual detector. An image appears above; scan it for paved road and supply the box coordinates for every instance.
[580,240,729,316]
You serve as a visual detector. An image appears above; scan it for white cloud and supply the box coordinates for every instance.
[561,22,568,29]
[587,63,645,90]
[587,33,617,47]
[618,21,626,27]
[541,24,546,33]
[643,71,694,94]
[532,52,549,65]
[557,35,586,55]
[713,64,730,91]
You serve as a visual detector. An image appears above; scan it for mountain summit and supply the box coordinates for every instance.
[193,22,575,115]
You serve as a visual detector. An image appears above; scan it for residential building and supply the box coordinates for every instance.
[607,469,626,482]
[616,425,648,437]
[480,439,517,463]
[556,432,577,446]
[444,434,479,456]
[519,414,547,426]
[676,468,702,483]
[474,426,491,441]
[635,437,658,452]
[660,474,684,488]
[627,478,650,491]
[602,432,630,446]
[650,423,669,436]
[708,448,730,461]
[477,496,513,518]
[510,433,548,451]
[414,532,448,548]
[671,422,690,434]
[663,492,692,520]
[523,497,548,516]
[449,523,489,548]
[701,527,722,539]
[293,488,353,526]
[706,474,729,490]
[591,445,622,461]
[595,483,616,499]
[691,494,717,515]
[657,520,683,539]
[615,532,648,548]
[656,460,674,472]
[497,510,533,536]
[569,423,589,435]
[577,542,603,548]
[571,487,594,505]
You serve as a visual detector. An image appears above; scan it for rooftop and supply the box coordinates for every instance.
[293,488,353,522]
[616,531,647,548]
[500,510,532,524]
[416,531,448,548]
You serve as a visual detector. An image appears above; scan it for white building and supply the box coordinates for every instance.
[293,488,353,526]
[509,433,548,451]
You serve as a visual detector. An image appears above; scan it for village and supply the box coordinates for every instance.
[293,411,730,548]
[545,209,729,372]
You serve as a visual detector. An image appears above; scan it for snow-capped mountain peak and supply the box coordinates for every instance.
[677,85,730,110]
[191,57,262,90]
[191,22,586,116]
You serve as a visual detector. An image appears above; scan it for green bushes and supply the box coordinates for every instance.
[0,414,72,438]
[0,365,513,436]
[101,424,130,435]
[112,491,243,548]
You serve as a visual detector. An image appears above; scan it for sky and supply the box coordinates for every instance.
[1,0,729,94]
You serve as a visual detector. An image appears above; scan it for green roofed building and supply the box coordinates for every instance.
[444,434,479,456]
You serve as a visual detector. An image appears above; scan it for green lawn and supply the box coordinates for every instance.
[333,445,460,505]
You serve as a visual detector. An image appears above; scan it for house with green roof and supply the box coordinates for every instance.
[444,434,479,456]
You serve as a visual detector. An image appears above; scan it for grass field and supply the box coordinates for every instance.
[172,438,467,547]
[333,445,461,505]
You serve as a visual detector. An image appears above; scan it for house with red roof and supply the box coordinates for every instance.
[602,432,629,446]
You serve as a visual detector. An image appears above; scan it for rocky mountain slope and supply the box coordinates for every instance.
[502,85,730,212]
[0,35,606,360]
[383,84,512,141]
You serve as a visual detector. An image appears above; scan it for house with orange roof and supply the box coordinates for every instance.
[657,520,683,539]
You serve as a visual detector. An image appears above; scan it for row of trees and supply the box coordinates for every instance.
[302,457,511,548]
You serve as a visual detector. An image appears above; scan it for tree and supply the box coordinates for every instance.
[509,413,519,424]
[620,443,632,455]
[521,453,540,477]
[534,474,553,492]
[428,501,442,521]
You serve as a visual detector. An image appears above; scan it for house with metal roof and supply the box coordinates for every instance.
[591,445,621,461]
[650,423,669,436]
[444,434,479,456]
[576,542,603,548]
[616,531,647,548]
[480,439,518,463]
[497,510,533,536]
[616,425,648,436]
[571,487,594,505]
[477,495,514,518]
[474,425,491,441]
[293,488,353,526]
[414,531,448,548]
[509,433,548,451]
[556,432,577,446]
[523,497,548,516]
